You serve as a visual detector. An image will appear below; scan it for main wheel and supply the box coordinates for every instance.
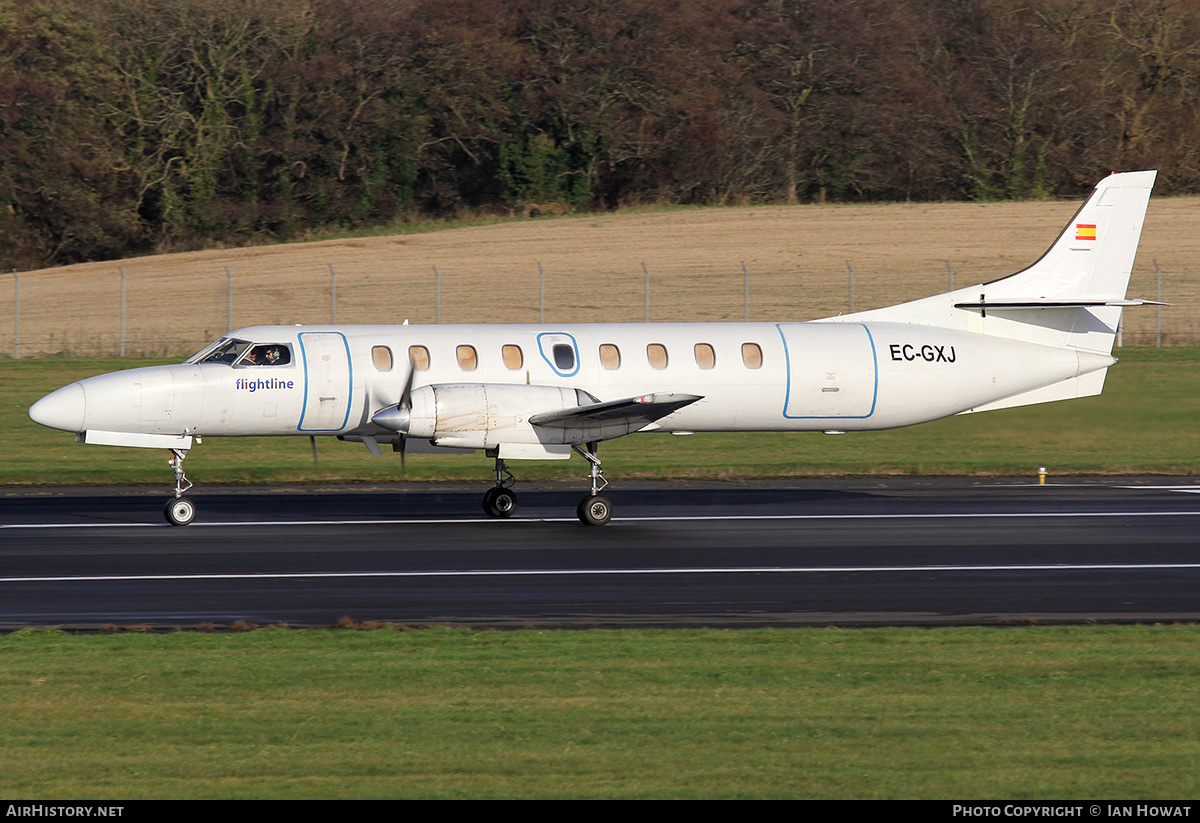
[482,487,517,518]
[164,496,196,527]
[577,494,613,526]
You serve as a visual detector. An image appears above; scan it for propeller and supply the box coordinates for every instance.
[371,358,417,477]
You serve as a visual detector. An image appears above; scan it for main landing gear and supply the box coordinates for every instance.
[479,442,613,525]
[482,456,518,518]
[573,442,612,526]
[163,448,196,526]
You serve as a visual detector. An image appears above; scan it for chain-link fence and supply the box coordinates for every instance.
[4,254,1195,358]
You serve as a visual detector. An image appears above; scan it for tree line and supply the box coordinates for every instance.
[3,0,1199,269]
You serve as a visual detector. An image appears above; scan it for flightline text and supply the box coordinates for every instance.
[235,377,295,392]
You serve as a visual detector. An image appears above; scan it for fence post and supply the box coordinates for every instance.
[845,260,854,313]
[119,267,126,356]
[538,262,545,323]
[643,262,650,322]
[1154,259,1162,347]
[742,261,749,322]
[329,263,337,324]
[11,269,17,359]
[433,265,441,323]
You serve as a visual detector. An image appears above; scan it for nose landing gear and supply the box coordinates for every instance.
[163,448,195,526]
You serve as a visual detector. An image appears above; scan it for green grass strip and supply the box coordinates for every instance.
[2,626,1197,799]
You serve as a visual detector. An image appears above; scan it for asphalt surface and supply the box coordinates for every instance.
[2,478,1199,629]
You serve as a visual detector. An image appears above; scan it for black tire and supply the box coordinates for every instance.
[483,487,517,518]
[577,494,613,526]
[164,497,196,527]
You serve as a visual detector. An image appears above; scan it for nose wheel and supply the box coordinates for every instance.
[164,448,196,526]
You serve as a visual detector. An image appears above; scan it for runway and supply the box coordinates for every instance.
[2,479,1199,629]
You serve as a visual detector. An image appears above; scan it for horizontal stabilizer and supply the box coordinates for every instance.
[954,298,1169,313]
[530,392,702,431]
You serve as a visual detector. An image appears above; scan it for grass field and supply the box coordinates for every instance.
[3,626,1198,799]
[6,347,1200,487]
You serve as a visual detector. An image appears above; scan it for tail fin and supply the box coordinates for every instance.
[834,170,1158,355]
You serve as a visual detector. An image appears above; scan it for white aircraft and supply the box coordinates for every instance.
[29,170,1160,526]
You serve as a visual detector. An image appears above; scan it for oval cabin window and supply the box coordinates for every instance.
[408,345,430,371]
[372,346,393,371]
[553,343,575,372]
[599,344,621,370]
[694,343,715,370]
[502,344,523,370]
[647,343,668,370]
[456,345,478,371]
[741,342,763,369]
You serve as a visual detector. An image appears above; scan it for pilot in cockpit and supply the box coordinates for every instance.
[244,345,290,366]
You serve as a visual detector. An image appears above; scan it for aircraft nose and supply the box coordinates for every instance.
[29,382,86,433]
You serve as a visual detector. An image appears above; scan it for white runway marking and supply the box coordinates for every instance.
[5,509,1200,529]
[3,562,1200,585]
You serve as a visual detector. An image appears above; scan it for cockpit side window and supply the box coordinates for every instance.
[239,344,292,367]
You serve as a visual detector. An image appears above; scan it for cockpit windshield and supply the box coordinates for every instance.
[186,337,293,366]
[190,338,252,364]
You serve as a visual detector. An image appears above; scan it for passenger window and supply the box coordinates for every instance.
[599,344,621,370]
[457,345,478,371]
[694,343,715,370]
[503,344,523,370]
[372,345,393,371]
[742,342,763,369]
[647,343,668,370]
[553,343,575,371]
[409,345,430,371]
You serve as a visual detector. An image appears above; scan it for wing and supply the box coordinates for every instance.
[529,391,702,441]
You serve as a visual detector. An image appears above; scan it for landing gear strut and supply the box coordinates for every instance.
[163,448,195,526]
[574,442,612,526]
[482,455,517,518]
[479,444,614,525]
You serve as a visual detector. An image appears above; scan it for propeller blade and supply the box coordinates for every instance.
[310,435,318,468]
[399,356,416,411]
[372,356,417,433]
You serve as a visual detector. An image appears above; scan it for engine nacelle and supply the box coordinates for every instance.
[405,383,596,450]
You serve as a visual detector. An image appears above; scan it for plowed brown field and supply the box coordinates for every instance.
[5,195,1197,357]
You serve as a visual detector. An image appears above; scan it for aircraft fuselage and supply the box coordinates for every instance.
[32,320,1112,447]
